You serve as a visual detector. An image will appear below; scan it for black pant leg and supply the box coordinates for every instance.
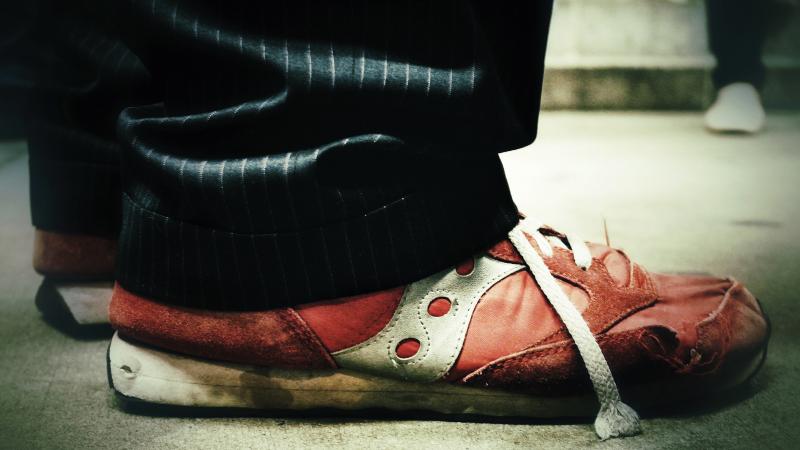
[6,1,152,236]
[706,0,767,90]
[109,0,553,310]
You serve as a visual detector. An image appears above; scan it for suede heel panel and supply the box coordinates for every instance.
[110,284,336,369]
[33,230,116,279]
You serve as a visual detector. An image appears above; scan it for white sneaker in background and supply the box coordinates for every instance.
[704,82,766,134]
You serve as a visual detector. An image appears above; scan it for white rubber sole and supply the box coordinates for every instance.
[108,333,595,417]
[108,333,766,417]
[52,281,113,325]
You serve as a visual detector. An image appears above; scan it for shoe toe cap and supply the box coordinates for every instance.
[614,273,769,374]
[693,279,769,371]
[650,273,769,373]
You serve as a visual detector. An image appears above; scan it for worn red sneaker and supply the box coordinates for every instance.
[107,218,769,440]
[33,230,115,325]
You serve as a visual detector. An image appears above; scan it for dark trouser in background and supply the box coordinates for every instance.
[11,0,554,310]
[2,1,151,238]
[706,0,768,90]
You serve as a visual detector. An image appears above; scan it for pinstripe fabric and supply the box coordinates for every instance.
[109,0,550,309]
[12,1,152,235]
[107,0,552,309]
[28,121,122,235]
[119,131,520,307]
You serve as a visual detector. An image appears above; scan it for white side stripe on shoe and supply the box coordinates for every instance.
[333,218,640,440]
[333,254,523,383]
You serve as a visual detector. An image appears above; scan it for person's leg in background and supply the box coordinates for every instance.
[704,0,768,133]
[3,0,152,325]
[0,1,36,139]
[102,0,768,440]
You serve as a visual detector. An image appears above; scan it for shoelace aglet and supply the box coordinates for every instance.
[594,400,642,440]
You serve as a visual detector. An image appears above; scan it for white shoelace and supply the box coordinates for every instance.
[508,219,641,440]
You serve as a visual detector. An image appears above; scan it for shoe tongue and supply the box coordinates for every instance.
[587,243,631,287]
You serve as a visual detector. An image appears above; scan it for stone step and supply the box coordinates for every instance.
[541,0,800,109]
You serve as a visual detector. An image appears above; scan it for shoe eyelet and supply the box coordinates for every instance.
[427,297,452,317]
[395,338,421,359]
[456,257,474,276]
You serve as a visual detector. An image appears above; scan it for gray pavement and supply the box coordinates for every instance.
[1,112,799,449]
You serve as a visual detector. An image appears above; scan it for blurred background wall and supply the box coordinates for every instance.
[542,0,800,109]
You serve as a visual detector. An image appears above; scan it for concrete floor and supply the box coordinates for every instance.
[1,112,798,449]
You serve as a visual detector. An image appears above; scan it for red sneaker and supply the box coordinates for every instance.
[34,230,115,325]
[107,218,769,440]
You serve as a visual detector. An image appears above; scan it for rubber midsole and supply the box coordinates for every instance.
[52,281,113,325]
[108,332,596,417]
[108,332,765,416]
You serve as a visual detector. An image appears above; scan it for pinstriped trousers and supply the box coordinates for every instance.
[20,0,554,310]
[7,1,151,236]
